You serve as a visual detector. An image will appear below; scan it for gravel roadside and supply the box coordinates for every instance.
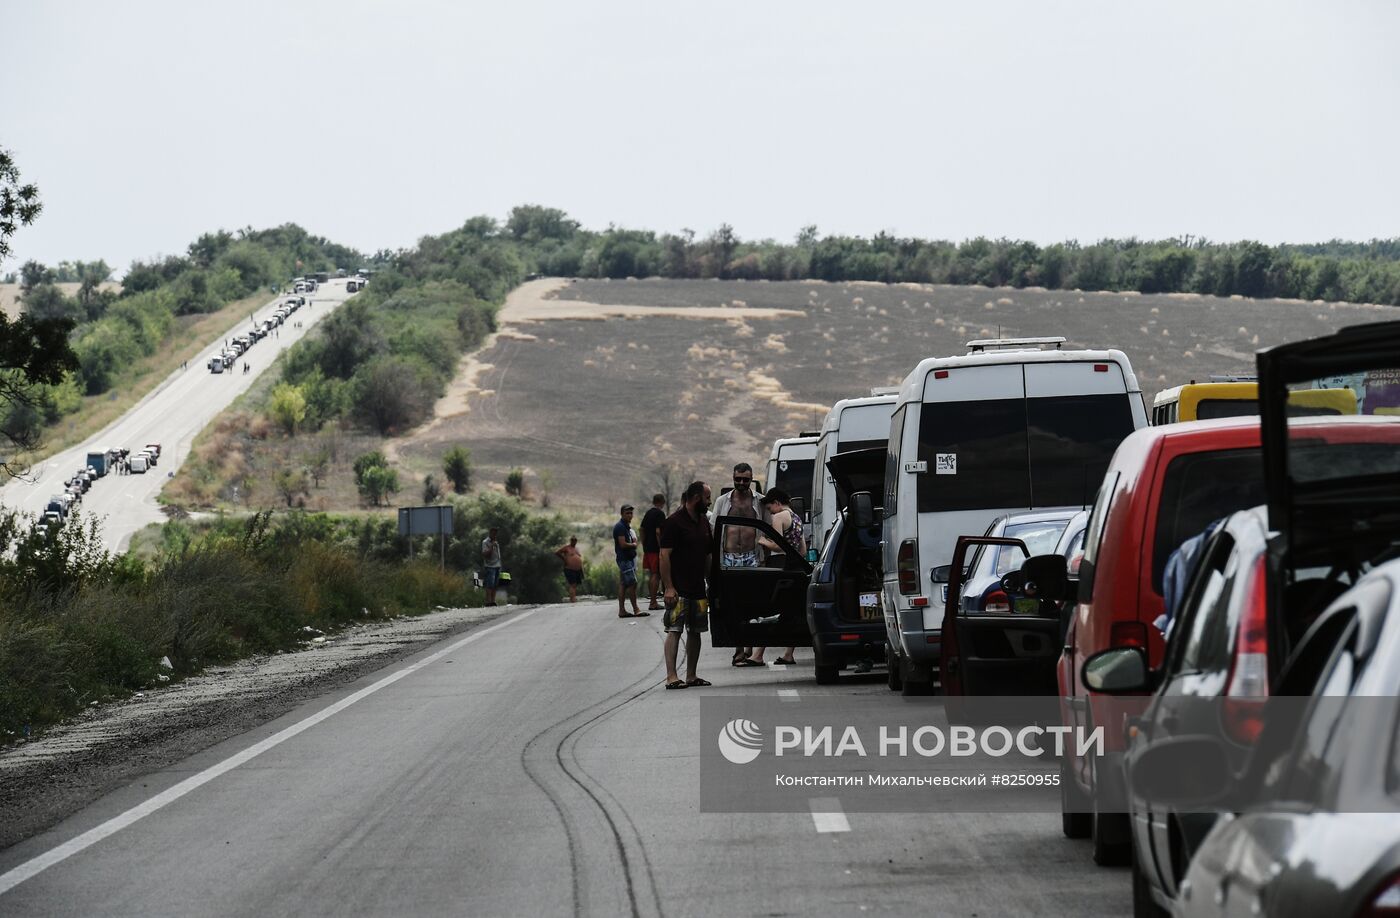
[0,604,526,851]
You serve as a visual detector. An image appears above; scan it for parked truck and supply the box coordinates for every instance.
[85,449,111,476]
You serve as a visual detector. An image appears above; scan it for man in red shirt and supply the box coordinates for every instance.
[659,481,712,689]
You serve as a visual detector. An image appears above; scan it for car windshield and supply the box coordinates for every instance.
[993,519,1071,576]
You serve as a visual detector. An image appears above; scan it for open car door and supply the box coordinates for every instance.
[708,516,813,648]
[940,535,1065,697]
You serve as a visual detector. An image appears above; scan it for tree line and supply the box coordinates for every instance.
[500,205,1400,306]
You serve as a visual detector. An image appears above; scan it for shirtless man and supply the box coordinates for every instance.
[710,462,769,667]
[554,535,584,603]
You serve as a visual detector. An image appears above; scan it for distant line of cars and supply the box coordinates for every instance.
[43,444,162,526]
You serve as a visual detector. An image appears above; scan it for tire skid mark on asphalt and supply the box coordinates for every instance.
[519,661,667,918]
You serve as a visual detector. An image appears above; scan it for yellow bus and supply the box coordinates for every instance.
[1151,381,1358,424]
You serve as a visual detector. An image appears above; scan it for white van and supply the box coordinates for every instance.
[810,390,900,555]
[129,454,149,474]
[880,337,1147,693]
[764,433,819,538]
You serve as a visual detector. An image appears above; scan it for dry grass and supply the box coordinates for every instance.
[163,278,1395,517]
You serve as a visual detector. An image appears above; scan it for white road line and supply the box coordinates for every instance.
[778,689,800,702]
[0,607,539,897]
[809,797,850,833]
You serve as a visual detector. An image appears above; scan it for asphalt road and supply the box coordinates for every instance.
[0,601,1129,917]
[0,280,355,551]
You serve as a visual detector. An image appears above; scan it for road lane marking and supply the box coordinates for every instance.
[778,689,800,702]
[0,606,539,896]
[809,797,850,833]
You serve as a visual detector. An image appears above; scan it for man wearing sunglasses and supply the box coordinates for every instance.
[711,462,771,666]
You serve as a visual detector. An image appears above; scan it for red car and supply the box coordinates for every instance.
[1058,416,1275,864]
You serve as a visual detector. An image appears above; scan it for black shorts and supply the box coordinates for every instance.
[564,569,583,585]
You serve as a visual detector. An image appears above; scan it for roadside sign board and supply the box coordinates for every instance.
[397,505,454,537]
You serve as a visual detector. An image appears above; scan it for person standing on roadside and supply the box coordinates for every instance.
[481,527,502,606]
[750,488,803,666]
[711,462,768,667]
[661,481,713,689]
[614,505,648,617]
[640,493,667,611]
[555,535,584,603]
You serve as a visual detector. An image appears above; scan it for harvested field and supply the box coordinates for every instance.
[391,278,1393,513]
[0,281,121,319]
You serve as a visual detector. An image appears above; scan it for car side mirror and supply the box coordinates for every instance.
[790,497,807,520]
[850,492,874,530]
[931,564,952,583]
[1002,553,1073,602]
[1128,735,1231,808]
[1082,646,1150,693]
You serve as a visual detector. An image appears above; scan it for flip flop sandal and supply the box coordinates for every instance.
[774,658,797,665]
[686,678,712,687]
[665,680,688,690]
[633,611,652,617]
[735,659,765,667]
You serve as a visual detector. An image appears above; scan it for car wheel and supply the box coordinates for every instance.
[814,664,839,685]
[1060,756,1091,839]
[886,645,903,691]
[1132,847,1168,918]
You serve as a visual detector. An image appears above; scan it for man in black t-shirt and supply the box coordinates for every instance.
[640,493,667,610]
[659,481,712,690]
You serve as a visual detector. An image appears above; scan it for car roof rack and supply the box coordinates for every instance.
[869,386,901,396]
[966,336,1066,353]
[1208,374,1257,383]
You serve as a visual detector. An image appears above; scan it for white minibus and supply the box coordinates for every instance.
[810,390,899,555]
[880,337,1147,694]
[764,433,818,544]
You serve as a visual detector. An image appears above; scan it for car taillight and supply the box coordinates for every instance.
[898,540,918,594]
[1110,621,1148,649]
[984,590,1010,613]
[1358,869,1400,917]
[1223,555,1270,745]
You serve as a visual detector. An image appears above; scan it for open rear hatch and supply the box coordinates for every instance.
[826,447,887,624]
[826,447,886,513]
[1258,319,1400,664]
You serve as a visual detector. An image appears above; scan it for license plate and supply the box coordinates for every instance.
[859,591,881,621]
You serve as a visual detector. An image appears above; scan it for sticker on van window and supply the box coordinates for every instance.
[936,453,957,475]
[779,461,789,472]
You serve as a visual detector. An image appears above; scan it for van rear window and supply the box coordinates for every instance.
[915,393,1136,513]
[772,459,814,509]
[1196,399,1260,420]
[1151,448,1266,595]
[916,399,1030,512]
[1027,394,1137,506]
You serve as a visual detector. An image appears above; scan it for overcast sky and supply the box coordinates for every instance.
[5,0,1398,274]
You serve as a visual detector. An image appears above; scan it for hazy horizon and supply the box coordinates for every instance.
[4,0,1398,274]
